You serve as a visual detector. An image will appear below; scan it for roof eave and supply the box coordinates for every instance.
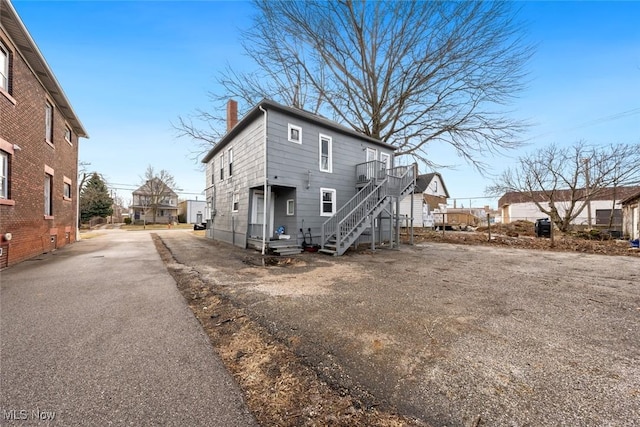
[1,0,88,138]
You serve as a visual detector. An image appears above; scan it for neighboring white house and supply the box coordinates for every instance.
[130,179,179,224]
[178,199,207,224]
[498,186,640,229]
[398,173,449,227]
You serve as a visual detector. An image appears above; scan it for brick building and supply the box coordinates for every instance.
[1,0,88,268]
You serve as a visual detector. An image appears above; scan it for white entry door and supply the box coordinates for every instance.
[252,191,274,237]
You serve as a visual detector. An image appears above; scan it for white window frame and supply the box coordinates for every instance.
[288,124,302,144]
[319,134,332,173]
[0,41,8,92]
[45,100,53,144]
[320,188,336,217]
[286,199,295,216]
[219,153,224,181]
[232,192,239,212]
[228,148,233,177]
[0,150,8,199]
[380,152,391,170]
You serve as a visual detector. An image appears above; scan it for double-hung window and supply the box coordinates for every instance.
[44,172,53,216]
[320,188,336,216]
[45,101,53,144]
[319,134,332,173]
[63,176,72,200]
[228,148,233,177]
[0,41,8,92]
[219,154,224,181]
[0,150,8,199]
[65,125,72,145]
[232,192,239,212]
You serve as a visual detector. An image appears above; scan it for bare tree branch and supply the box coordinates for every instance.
[175,0,534,172]
[487,142,640,232]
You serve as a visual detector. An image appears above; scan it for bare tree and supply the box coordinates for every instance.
[134,166,178,225]
[176,0,533,170]
[487,142,640,232]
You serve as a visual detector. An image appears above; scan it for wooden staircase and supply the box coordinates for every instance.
[320,163,416,256]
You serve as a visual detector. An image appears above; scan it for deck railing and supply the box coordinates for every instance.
[321,180,374,247]
[321,162,416,254]
[355,160,386,184]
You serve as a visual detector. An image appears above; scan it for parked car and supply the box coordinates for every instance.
[193,223,206,230]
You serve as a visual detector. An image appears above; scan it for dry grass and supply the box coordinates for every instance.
[152,234,425,427]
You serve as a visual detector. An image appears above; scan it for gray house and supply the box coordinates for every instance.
[202,99,415,256]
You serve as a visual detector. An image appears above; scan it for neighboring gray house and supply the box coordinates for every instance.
[202,99,415,256]
[178,199,207,224]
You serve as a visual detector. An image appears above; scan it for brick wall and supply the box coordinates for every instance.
[0,28,79,268]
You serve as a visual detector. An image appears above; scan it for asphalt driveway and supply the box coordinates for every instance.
[0,230,256,426]
[157,231,640,427]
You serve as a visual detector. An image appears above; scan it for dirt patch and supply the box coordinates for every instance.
[154,230,640,426]
[404,227,639,257]
[152,234,425,427]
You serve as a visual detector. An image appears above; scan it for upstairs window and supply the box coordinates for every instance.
[228,148,233,177]
[65,125,72,144]
[288,124,302,144]
[45,101,53,144]
[219,154,224,181]
[0,41,9,92]
[319,134,332,173]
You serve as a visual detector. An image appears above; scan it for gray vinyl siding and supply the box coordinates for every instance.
[207,116,265,247]
[266,110,394,243]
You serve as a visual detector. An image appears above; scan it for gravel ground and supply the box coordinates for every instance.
[158,231,640,427]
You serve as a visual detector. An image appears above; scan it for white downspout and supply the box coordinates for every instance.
[259,105,268,255]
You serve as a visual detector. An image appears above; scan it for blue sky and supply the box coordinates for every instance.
[10,1,640,207]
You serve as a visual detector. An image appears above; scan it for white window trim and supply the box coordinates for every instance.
[0,150,8,200]
[219,154,224,181]
[320,188,336,217]
[319,134,332,173]
[232,192,239,212]
[288,124,302,144]
[286,199,295,216]
[0,40,8,92]
[228,148,233,177]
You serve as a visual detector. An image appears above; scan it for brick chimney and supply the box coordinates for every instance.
[226,99,238,132]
